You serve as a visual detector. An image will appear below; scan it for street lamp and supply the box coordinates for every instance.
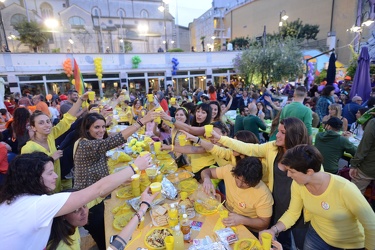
[68,38,74,53]
[159,0,170,52]
[279,10,288,27]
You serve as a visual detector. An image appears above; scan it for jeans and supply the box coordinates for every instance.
[304,225,365,250]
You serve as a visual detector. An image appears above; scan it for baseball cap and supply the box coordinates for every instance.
[59,94,68,101]
[326,117,343,130]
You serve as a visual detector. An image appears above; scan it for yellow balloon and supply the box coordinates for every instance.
[71,79,76,84]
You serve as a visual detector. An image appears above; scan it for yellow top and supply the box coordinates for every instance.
[280,174,375,250]
[21,113,77,192]
[189,137,216,173]
[218,136,276,190]
[55,227,80,250]
[216,164,273,218]
[208,145,236,167]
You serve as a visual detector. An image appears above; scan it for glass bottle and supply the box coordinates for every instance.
[181,214,191,243]
[358,107,375,124]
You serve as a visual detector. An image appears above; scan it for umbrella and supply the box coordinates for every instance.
[326,52,336,85]
[350,46,372,102]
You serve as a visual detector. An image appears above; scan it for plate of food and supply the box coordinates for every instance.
[233,238,262,250]
[178,178,198,194]
[144,227,173,249]
[116,185,133,199]
[150,204,169,227]
[194,201,218,215]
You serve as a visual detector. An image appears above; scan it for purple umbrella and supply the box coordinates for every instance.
[350,46,371,102]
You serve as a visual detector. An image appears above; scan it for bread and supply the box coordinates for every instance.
[153,205,167,216]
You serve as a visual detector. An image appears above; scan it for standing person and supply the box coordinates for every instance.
[21,93,89,192]
[316,85,335,122]
[211,117,311,249]
[238,90,252,108]
[0,152,153,250]
[48,99,60,125]
[269,86,312,141]
[32,94,51,117]
[260,145,375,250]
[60,90,86,118]
[73,111,156,250]
[208,85,217,101]
[243,103,266,141]
[0,133,8,186]
[350,118,375,194]
[4,95,15,115]
[315,117,357,174]
[18,90,32,107]
[234,106,249,134]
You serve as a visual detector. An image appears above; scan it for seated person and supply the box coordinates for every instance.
[201,157,273,235]
[243,103,266,141]
[315,117,357,174]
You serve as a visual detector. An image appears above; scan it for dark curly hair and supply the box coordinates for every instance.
[231,156,262,187]
[80,113,108,140]
[0,152,54,204]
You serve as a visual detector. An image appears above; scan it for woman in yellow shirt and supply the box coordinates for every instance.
[261,144,375,250]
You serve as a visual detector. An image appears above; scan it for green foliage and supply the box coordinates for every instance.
[131,56,141,68]
[14,20,48,52]
[51,48,60,53]
[315,69,327,84]
[167,48,184,52]
[346,45,358,78]
[233,37,304,86]
[124,40,132,53]
[280,18,319,41]
[230,37,250,49]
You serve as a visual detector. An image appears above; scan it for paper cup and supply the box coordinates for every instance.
[205,124,213,137]
[165,236,174,250]
[150,182,162,200]
[154,141,161,154]
[180,191,188,200]
[261,232,272,250]
[170,97,176,105]
[178,134,186,146]
[147,94,154,102]
[88,91,95,100]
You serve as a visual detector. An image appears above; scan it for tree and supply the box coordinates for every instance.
[14,20,48,52]
[233,37,304,87]
[230,37,250,49]
[280,18,319,42]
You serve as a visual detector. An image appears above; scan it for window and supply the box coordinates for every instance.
[68,16,85,26]
[118,9,126,18]
[92,7,101,17]
[10,14,27,26]
[40,2,53,18]
[140,9,149,18]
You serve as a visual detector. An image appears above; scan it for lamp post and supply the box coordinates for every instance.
[68,38,74,53]
[279,10,288,31]
[158,0,170,52]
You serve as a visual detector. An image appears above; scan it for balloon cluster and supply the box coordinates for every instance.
[63,59,73,78]
[132,56,142,69]
[46,94,52,101]
[171,57,179,75]
[307,61,315,89]
[94,57,103,80]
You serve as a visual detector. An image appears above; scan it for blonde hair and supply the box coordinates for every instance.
[329,103,342,117]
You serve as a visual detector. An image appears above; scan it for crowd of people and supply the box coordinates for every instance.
[0,78,375,250]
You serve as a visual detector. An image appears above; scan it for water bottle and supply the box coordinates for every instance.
[173,225,185,250]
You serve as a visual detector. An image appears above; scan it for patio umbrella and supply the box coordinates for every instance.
[350,46,371,102]
[326,52,336,85]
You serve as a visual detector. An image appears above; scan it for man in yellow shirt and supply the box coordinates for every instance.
[201,157,273,236]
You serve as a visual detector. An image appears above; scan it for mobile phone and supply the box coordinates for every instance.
[110,235,117,244]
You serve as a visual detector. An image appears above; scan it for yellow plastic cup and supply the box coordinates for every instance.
[219,209,229,219]
[150,182,162,200]
[261,232,273,250]
[154,141,161,154]
[205,124,213,137]
[131,174,140,189]
[140,151,149,157]
[88,91,95,100]
[170,97,176,105]
[165,235,174,250]
[132,187,141,197]
[180,191,188,200]
[147,94,154,102]
[178,134,186,146]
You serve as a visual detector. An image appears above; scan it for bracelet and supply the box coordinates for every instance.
[134,212,142,224]
[137,120,144,127]
[196,137,201,144]
[171,145,174,151]
[273,225,280,237]
[130,164,139,174]
[110,239,126,250]
[140,201,151,210]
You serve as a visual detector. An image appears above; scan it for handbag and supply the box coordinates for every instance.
[176,154,188,168]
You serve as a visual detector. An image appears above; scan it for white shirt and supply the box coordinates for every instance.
[0,193,70,250]
[48,107,60,120]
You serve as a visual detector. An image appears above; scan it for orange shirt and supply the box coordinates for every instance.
[36,101,51,117]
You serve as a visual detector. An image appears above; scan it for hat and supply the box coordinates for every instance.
[326,117,343,130]
[59,94,68,101]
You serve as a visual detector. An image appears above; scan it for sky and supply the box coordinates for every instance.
[168,0,213,27]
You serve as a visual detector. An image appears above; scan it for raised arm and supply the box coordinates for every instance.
[160,111,205,136]
[120,111,157,140]
[67,92,89,117]
[222,93,233,114]
[180,130,214,151]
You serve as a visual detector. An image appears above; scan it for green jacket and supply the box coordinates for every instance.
[315,130,357,173]
[351,119,375,178]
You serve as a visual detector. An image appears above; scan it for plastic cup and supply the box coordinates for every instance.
[170,97,176,105]
[205,125,213,137]
[147,94,154,102]
[219,209,229,219]
[180,191,188,200]
[261,232,272,250]
[131,174,140,189]
[178,134,186,146]
[150,182,162,200]
[88,91,95,100]
[165,235,174,250]
[140,151,149,157]
[154,141,161,154]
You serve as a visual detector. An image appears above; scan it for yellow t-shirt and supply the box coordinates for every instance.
[279,174,375,250]
[216,164,273,218]
[189,137,216,173]
[55,228,80,250]
[208,145,236,167]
